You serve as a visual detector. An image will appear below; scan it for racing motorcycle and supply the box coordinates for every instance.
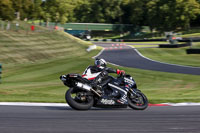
[60,73,148,110]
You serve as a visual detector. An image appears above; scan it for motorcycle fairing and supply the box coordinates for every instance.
[94,82,129,108]
[108,83,127,95]
[94,96,128,108]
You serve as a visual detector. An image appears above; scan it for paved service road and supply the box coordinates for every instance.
[0,105,200,133]
[94,42,200,75]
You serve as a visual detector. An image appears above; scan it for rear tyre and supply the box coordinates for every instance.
[65,88,94,110]
[127,90,148,110]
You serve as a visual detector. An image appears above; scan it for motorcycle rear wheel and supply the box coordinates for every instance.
[65,88,94,110]
[127,90,148,110]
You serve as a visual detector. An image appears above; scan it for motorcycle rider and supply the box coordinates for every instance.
[82,58,127,104]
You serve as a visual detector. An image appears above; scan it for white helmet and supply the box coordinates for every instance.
[95,58,107,67]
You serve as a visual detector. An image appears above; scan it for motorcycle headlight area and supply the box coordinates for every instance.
[124,77,135,86]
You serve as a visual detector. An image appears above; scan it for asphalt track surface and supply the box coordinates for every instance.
[0,105,200,133]
[94,42,200,75]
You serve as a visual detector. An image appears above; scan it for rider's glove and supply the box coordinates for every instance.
[116,69,125,75]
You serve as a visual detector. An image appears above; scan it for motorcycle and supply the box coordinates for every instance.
[60,73,148,110]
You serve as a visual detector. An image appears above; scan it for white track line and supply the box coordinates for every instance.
[92,48,105,59]
[0,102,200,107]
[92,47,122,67]
[94,44,200,69]
[130,46,200,69]
[0,102,69,107]
[164,103,200,106]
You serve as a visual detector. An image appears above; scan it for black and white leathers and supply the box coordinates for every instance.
[82,64,127,104]
[82,65,116,85]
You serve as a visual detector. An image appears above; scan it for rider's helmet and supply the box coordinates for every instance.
[95,58,107,68]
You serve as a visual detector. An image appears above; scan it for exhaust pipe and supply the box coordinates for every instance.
[76,82,91,91]
[76,82,101,97]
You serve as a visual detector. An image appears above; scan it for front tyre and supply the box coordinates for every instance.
[65,88,94,110]
[127,90,148,110]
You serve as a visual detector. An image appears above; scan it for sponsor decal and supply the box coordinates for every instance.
[101,99,115,105]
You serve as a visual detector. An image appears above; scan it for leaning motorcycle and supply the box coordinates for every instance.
[60,73,148,110]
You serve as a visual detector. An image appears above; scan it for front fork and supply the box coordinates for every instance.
[128,88,140,97]
[128,88,145,104]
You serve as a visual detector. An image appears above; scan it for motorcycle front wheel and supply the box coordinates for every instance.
[65,88,94,110]
[127,90,148,110]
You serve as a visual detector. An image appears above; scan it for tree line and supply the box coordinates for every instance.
[0,0,200,32]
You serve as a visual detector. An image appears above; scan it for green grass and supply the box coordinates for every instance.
[0,22,200,103]
[191,42,200,48]
[0,53,98,102]
[181,27,200,37]
[181,33,200,38]
[0,29,91,64]
[130,45,158,48]
[0,25,95,102]
[120,67,200,104]
[1,56,200,103]
[137,46,200,67]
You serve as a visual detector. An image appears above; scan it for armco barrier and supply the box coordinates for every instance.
[86,37,200,42]
[186,49,200,54]
[0,64,2,83]
[159,43,191,48]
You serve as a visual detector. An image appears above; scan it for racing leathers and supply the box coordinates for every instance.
[82,65,127,104]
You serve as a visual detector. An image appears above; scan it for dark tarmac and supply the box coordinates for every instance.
[95,42,200,75]
[1,42,199,133]
[0,105,200,133]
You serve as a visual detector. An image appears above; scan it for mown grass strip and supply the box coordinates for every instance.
[137,47,200,67]
[0,23,200,103]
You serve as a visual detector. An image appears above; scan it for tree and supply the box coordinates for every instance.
[175,0,200,29]
[146,0,200,32]
[0,0,15,20]
[44,0,77,24]
[73,0,91,23]
[121,0,144,25]
[31,0,44,21]
[74,0,123,23]
[11,0,34,20]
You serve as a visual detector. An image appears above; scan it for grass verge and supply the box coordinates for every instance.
[1,56,200,104]
[137,46,200,67]
[0,23,200,103]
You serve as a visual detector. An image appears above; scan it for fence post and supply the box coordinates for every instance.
[1,21,4,30]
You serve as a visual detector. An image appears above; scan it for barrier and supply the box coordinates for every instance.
[159,43,191,48]
[186,49,200,54]
[41,22,135,31]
